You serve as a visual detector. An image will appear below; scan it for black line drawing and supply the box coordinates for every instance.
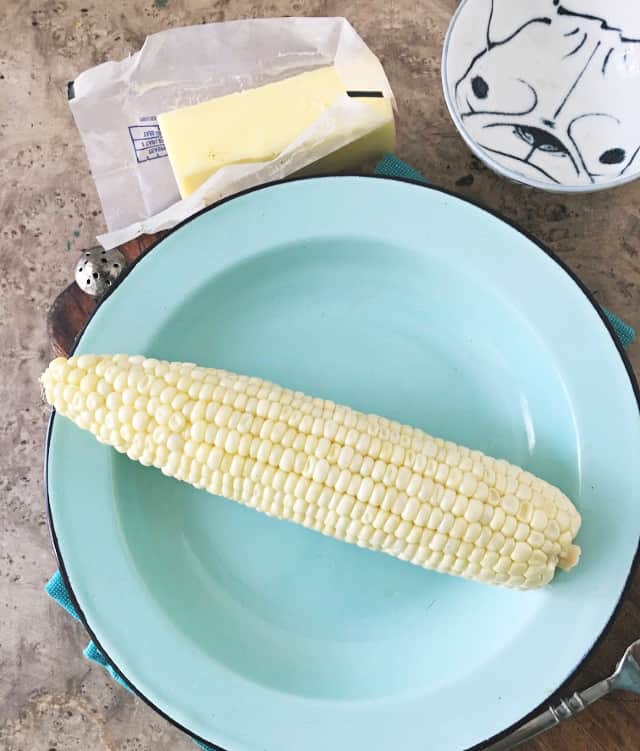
[453,1,640,185]
[553,41,601,119]
[461,79,538,118]
[554,2,640,43]
[601,47,614,74]
[453,16,552,103]
[564,31,587,57]
[479,145,563,183]
[482,122,581,177]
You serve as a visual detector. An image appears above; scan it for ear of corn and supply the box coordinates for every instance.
[42,355,581,589]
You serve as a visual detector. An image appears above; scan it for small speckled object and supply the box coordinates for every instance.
[75,247,127,297]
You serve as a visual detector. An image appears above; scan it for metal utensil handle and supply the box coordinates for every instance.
[484,679,612,751]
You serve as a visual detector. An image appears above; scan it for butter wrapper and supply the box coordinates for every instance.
[68,17,395,248]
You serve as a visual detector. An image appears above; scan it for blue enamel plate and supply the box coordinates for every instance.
[47,176,640,751]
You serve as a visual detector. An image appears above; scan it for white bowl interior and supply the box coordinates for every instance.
[443,0,640,191]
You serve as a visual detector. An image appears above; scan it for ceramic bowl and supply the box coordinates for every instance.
[442,0,640,192]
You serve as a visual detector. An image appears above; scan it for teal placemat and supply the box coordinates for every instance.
[45,154,634,751]
[374,153,429,184]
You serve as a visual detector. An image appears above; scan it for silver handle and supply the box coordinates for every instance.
[484,679,612,751]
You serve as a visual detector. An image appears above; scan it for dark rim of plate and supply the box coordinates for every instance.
[44,173,640,751]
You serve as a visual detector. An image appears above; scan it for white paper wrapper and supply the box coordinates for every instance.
[69,17,395,248]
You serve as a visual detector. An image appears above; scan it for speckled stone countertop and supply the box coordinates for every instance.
[1,2,638,750]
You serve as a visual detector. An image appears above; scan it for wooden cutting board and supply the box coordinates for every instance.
[47,232,165,357]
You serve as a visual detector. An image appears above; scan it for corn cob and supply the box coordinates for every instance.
[42,354,581,589]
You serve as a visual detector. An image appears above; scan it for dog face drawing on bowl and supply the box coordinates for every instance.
[443,0,640,190]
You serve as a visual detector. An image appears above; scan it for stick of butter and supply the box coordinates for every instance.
[158,66,395,198]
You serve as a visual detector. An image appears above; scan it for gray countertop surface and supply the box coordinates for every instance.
[1,2,638,750]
